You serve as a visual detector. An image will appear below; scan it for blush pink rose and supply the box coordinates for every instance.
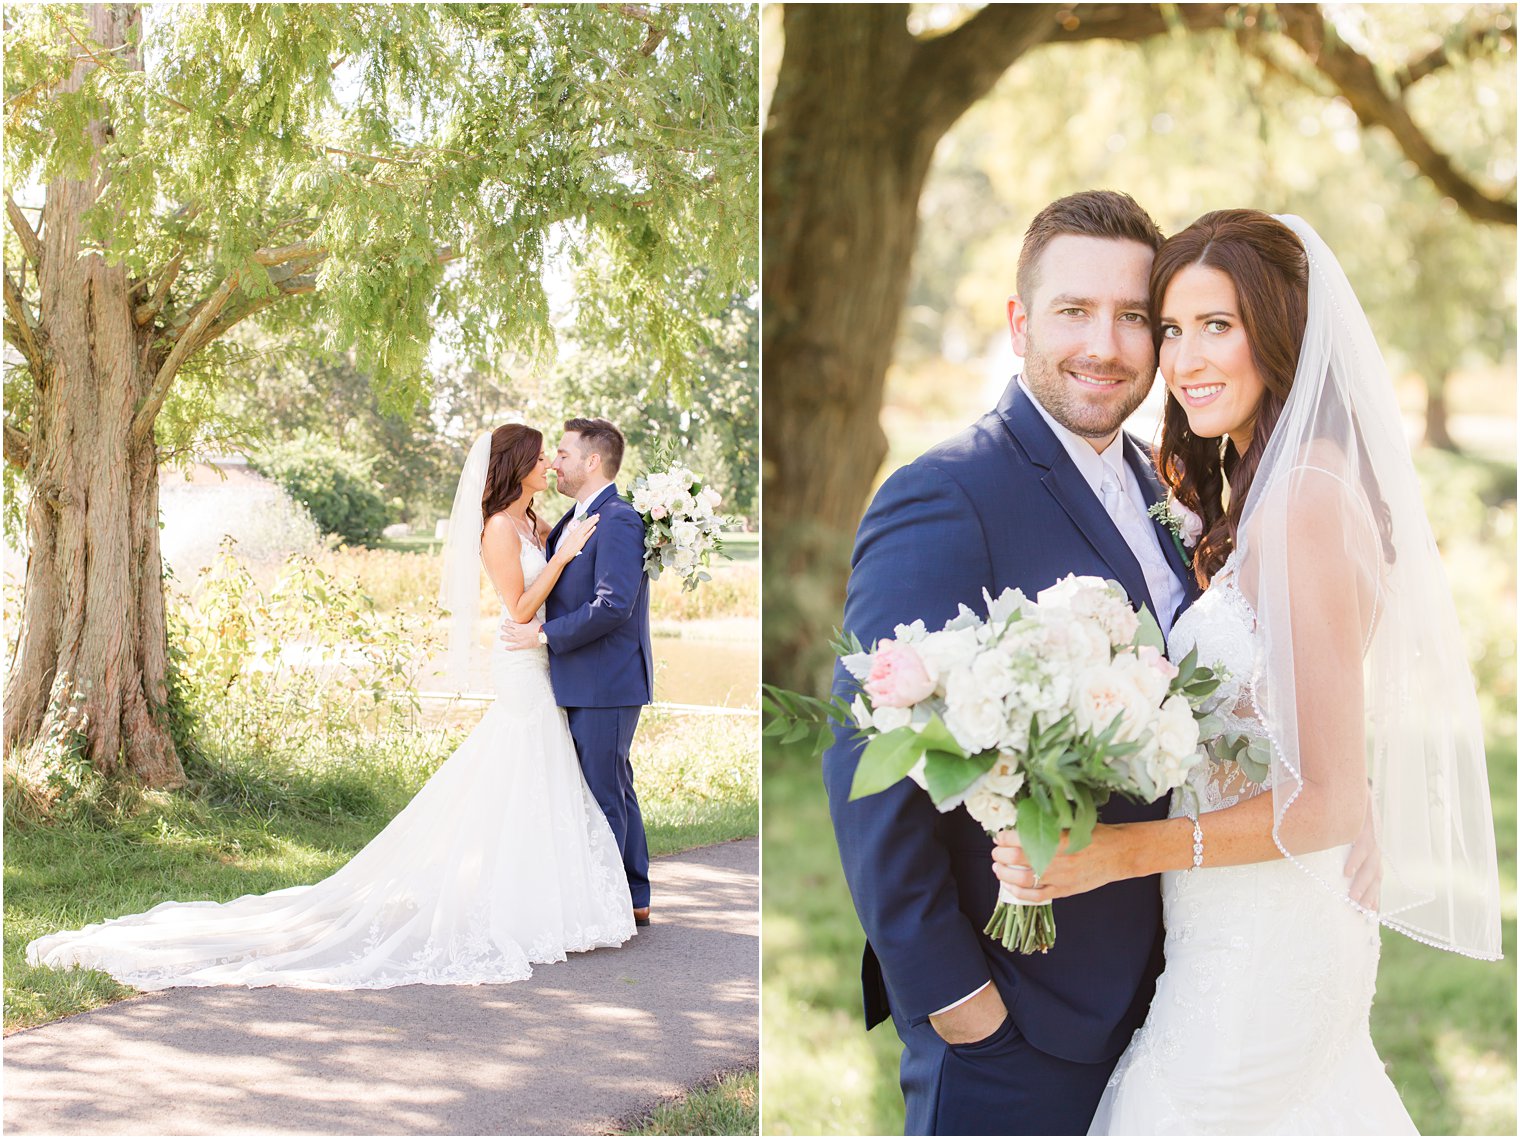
[650,505,667,520]
[1138,644,1179,684]
[864,641,935,708]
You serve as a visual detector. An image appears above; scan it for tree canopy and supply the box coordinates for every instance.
[4,2,757,431]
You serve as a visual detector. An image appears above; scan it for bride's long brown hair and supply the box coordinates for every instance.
[481,423,543,532]
[1151,210,1308,586]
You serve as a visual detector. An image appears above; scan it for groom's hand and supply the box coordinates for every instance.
[499,618,542,652]
[929,981,1007,1046]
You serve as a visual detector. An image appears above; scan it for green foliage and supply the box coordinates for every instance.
[171,537,432,759]
[538,293,760,524]
[251,433,389,546]
[898,7,1514,415]
[3,3,758,408]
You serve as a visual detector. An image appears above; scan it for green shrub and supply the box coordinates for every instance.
[252,433,389,547]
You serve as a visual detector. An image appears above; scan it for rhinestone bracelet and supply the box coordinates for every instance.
[1189,814,1204,870]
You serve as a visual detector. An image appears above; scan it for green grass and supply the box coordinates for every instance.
[4,710,756,1033]
[621,1067,759,1136]
[761,734,1518,1136]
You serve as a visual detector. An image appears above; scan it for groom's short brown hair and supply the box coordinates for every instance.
[564,416,625,477]
[1016,191,1164,301]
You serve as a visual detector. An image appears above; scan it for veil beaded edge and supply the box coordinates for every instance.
[1237,215,1501,960]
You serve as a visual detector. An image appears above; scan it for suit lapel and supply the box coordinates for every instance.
[584,482,621,515]
[546,509,573,555]
[997,380,1159,620]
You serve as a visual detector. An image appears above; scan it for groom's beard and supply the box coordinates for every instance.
[1023,341,1153,441]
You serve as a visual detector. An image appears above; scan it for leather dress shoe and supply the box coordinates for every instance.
[633,906,651,927]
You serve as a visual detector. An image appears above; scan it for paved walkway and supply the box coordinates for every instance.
[3,839,757,1136]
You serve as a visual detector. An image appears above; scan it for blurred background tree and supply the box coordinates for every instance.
[761,5,1515,1135]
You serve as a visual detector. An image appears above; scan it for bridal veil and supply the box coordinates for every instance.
[1234,214,1501,959]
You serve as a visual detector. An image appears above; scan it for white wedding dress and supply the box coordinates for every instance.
[26,542,635,990]
[1089,551,1416,1135]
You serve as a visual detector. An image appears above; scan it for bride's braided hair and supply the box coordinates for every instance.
[482,423,543,533]
[1151,211,1308,587]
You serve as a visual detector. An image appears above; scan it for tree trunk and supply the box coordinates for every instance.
[3,4,184,788]
[1422,372,1458,452]
[760,4,1054,691]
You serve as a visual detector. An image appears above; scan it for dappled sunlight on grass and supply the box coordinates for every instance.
[5,709,754,1033]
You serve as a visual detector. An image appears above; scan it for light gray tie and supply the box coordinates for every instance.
[1100,467,1175,635]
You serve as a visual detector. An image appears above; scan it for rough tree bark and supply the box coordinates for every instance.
[4,5,186,786]
[760,1,1516,690]
[761,4,1058,686]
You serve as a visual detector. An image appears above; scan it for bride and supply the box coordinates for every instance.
[989,211,1502,1134]
[26,423,636,990]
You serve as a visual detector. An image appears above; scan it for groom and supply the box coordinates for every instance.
[822,191,1197,1135]
[502,416,655,924]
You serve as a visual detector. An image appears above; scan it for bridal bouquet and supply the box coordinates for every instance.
[763,576,1226,954]
[626,463,728,591]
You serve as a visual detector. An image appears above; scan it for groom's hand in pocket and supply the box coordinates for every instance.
[929,981,1007,1046]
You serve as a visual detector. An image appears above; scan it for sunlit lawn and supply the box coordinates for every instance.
[4,710,757,1034]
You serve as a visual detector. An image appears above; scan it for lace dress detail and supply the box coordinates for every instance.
[26,542,635,991]
[1089,552,1414,1135]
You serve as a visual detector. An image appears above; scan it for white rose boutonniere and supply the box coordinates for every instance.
[1147,493,1203,567]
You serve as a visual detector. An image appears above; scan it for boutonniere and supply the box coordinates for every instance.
[1147,493,1203,568]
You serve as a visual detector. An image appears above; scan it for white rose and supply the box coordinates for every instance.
[964,787,1020,832]
[871,703,912,733]
[914,626,981,683]
[1112,650,1170,707]
[981,754,1026,798]
[1146,743,1195,795]
[1027,613,1110,669]
[1152,694,1201,768]
[1071,663,1153,742]
[943,675,1007,754]
[671,520,699,548]
[969,646,1016,701]
[1037,575,1139,646]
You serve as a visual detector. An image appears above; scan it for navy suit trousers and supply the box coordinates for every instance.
[565,705,649,908]
[899,1010,1123,1136]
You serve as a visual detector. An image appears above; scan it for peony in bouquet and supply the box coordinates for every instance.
[625,462,729,591]
[764,575,1230,954]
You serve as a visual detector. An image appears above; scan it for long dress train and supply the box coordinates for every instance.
[25,542,634,990]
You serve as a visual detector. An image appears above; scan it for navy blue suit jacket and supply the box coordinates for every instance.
[822,380,1199,1065]
[543,483,654,708]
